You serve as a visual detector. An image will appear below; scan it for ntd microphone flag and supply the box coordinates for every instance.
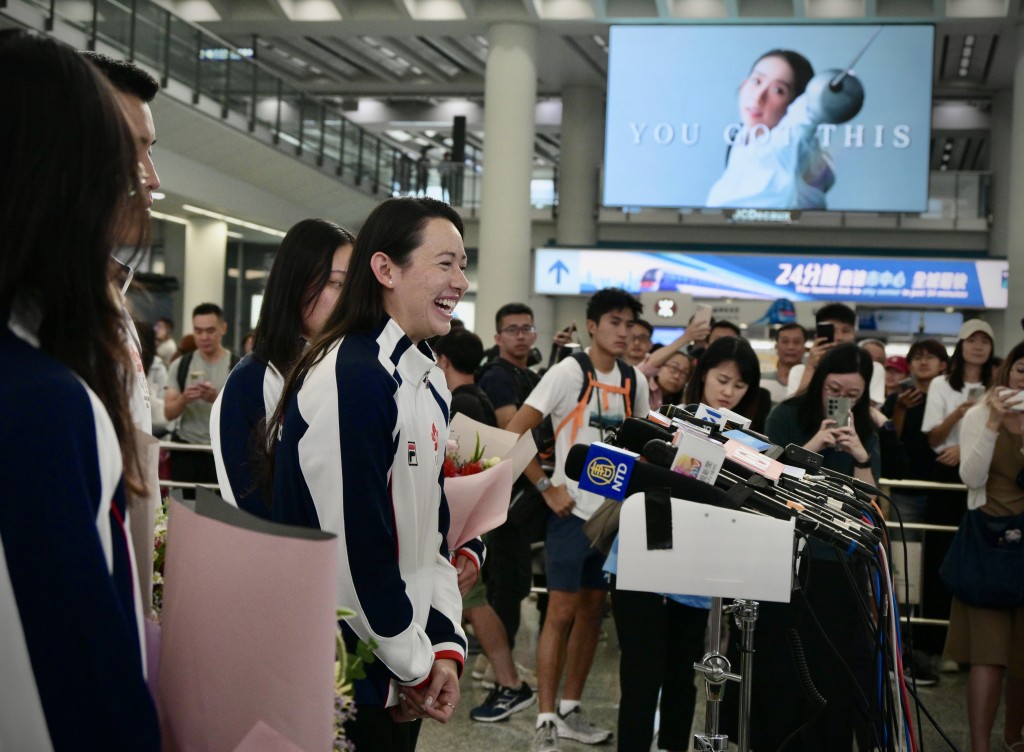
[576,442,639,501]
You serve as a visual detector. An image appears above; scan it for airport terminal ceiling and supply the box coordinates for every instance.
[162,2,1015,172]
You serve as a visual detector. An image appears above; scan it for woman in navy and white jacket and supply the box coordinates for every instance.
[0,32,159,749]
[211,219,354,518]
[271,197,470,751]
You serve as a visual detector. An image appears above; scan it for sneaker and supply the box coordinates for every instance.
[480,661,538,691]
[471,654,489,681]
[939,657,961,673]
[470,682,536,722]
[908,653,939,687]
[532,720,560,752]
[555,706,613,744]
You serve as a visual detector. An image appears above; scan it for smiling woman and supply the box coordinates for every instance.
[269,198,469,752]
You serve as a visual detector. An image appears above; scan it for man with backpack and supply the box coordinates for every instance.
[476,304,545,651]
[506,288,649,752]
[164,303,238,493]
[433,329,537,722]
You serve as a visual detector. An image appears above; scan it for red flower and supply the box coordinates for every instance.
[459,461,484,476]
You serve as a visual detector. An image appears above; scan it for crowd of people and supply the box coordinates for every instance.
[3,31,1022,752]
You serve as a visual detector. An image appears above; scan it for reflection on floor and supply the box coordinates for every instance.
[418,593,997,752]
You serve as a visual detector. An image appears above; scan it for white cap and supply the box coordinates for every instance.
[958,319,994,342]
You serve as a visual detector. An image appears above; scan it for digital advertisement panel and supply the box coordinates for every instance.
[603,25,934,212]
[534,249,1008,309]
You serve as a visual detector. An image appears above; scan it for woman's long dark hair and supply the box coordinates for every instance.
[947,333,996,391]
[785,342,874,443]
[262,197,463,499]
[0,31,144,489]
[683,336,761,419]
[251,218,354,377]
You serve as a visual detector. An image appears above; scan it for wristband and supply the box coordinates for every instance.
[853,458,872,469]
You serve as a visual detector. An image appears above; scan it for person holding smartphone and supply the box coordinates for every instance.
[736,342,878,751]
[948,342,1024,752]
[881,339,950,532]
[921,319,997,478]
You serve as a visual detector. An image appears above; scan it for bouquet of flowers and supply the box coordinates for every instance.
[442,414,536,549]
[333,607,375,752]
[443,433,501,478]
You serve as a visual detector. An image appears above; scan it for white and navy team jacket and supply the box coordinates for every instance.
[210,353,283,519]
[272,316,467,707]
[0,316,160,749]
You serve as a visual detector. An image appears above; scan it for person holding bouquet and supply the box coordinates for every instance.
[271,197,469,751]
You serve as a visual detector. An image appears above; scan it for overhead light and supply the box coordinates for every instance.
[182,204,286,237]
[151,191,166,200]
[965,34,975,45]
[958,67,969,77]
[151,209,188,225]
[226,230,244,239]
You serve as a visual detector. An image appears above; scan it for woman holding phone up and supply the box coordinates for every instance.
[948,342,1024,752]
[922,319,997,479]
[737,342,878,752]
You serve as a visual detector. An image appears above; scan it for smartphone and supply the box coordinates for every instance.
[550,323,579,365]
[899,378,916,392]
[815,322,835,343]
[188,370,205,384]
[690,304,713,329]
[966,386,985,402]
[826,396,852,428]
[998,388,1024,411]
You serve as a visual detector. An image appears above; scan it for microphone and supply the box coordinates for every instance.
[611,417,676,454]
[643,439,880,553]
[564,444,740,511]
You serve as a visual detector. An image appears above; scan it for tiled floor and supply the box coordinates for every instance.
[418,594,1005,752]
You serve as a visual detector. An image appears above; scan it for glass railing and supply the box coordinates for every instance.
[14,0,990,222]
[27,0,504,204]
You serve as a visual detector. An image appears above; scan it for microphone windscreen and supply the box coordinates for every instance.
[613,418,674,454]
[565,443,739,511]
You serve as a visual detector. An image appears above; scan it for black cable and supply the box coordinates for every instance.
[776,628,828,752]
[903,682,964,752]
[881,497,926,750]
[795,575,885,752]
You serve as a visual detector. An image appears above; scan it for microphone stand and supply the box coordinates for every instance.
[693,597,760,752]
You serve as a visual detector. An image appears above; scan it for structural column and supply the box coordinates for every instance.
[476,22,538,339]
[556,85,603,247]
[553,84,605,328]
[998,25,1024,350]
[183,217,228,318]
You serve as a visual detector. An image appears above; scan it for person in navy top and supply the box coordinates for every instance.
[211,219,354,518]
[271,197,470,751]
[0,31,160,749]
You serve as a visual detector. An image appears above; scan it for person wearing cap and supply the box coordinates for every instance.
[884,355,910,398]
[921,319,998,479]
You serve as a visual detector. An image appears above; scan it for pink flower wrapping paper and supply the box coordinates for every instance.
[157,492,339,751]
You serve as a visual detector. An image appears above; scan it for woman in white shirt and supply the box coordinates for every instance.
[946,342,1024,752]
[921,319,997,480]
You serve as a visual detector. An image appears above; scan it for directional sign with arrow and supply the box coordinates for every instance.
[549,259,569,284]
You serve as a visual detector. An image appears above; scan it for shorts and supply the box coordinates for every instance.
[462,576,488,610]
[544,513,608,593]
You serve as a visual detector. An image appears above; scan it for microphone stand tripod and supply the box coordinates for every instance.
[693,597,760,752]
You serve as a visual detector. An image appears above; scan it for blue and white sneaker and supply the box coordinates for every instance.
[469,682,536,722]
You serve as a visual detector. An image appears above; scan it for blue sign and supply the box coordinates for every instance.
[533,249,1008,309]
[576,443,638,502]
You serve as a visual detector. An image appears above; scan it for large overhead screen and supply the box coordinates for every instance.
[603,25,935,213]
